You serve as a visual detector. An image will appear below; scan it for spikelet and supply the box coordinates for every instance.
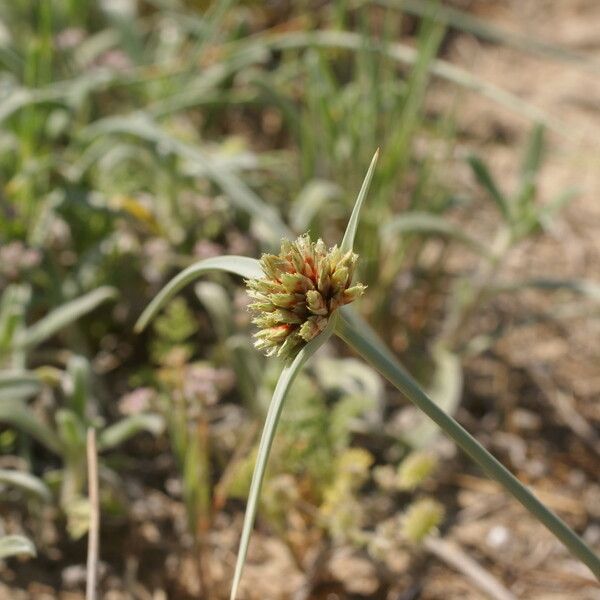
[246,234,366,360]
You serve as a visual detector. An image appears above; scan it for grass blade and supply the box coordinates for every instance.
[400,345,463,449]
[229,316,337,600]
[340,149,379,253]
[135,256,262,333]
[0,371,41,402]
[97,413,164,451]
[467,155,511,222]
[334,307,600,579]
[0,469,52,502]
[260,30,569,136]
[19,287,118,350]
[81,115,291,243]
[0,535,36,559]
[521,124,545,182]
[383,212,494,260]
[0,402,61,455]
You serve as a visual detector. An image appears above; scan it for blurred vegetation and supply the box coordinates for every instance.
[0,0,589,597]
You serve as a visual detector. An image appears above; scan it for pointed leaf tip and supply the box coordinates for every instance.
[340,149,380,253]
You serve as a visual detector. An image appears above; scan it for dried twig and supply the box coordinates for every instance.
[425,537,516,600]
[86,428,100,600]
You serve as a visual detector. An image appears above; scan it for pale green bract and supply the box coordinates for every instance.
[136,150,600,595]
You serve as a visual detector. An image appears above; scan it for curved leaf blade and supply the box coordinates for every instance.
[81,115,290,243]
[135,256,262,333]
[467,155,511,222]
[98,413,165,451]
[382,212,494,260]
[229,316,337,600]
[0,535,36,559]
[0,469,52,502]
[0,401,61,454]
[0,370,41,402]
[19,287,118,350]
[400,345,463,448]
[340,149,379,253]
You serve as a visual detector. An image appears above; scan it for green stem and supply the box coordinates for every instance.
[334,311,600,580]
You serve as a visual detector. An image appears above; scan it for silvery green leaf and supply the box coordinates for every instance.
[98,413,164,451]
[56,409,86,454]
[229,315,337,600]
[81,114,290,243]
[0,469,51,502]
[135,256,262,332]
[382,212,493,260]
[18,287,117,350]
[290,179,343,233]
[0,370,41,402]
[400,345,463,448]
[66,355,92,421]
[333,309,600,578]
[0,535,36,559]
[0,401,61,454]
[467,155,511,222]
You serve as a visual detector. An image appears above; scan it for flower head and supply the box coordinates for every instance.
[246,234,366,359]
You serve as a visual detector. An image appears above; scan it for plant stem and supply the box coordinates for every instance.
[86,428,99,600]
[334,311,600,580]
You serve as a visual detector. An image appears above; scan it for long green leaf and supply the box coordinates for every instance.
[66,356,92,420]
[290,179,343,233]
[0,402,61,454]
[260,30,569,136]
[467,155,511,222]
[56,409,86,454]
[520,124,545,182]
[382,212,494,260]
[98,413,164,451]
[229,316,338,600]
[334,308,600,579]
[0,535,36,559]
[18,287,118,350]
[0,469,52,502]
[81,115,290,243]
[340,149,379,253]
[400,345,463,448]
[0,371,41,402]
[135,256,262,332]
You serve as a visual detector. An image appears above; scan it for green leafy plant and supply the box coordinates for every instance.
[0,284,163,537]
[136,150,600,597]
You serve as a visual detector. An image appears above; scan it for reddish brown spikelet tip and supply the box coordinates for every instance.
[246,234,366,359]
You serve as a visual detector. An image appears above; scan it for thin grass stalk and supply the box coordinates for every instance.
[85,428,99,600]
[334,310,600,579]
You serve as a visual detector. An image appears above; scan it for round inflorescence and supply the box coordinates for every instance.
[246,235,366,360]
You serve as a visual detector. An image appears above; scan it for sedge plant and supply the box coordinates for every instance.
[136,150,600,597]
